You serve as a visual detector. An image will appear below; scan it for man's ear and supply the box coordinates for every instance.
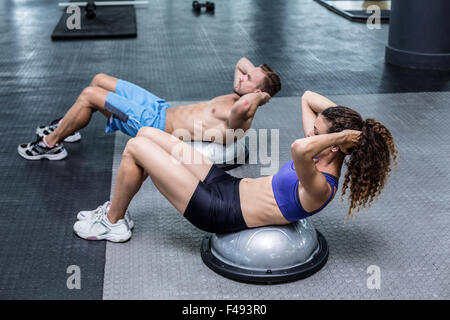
[254,88,262,93]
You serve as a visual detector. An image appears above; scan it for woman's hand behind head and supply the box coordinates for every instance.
[339,129,362,154]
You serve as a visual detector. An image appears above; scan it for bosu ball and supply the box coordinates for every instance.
[201,219,329,284]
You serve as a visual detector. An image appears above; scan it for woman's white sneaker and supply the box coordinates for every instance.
[77,201,134,229]
[73,210,132,243]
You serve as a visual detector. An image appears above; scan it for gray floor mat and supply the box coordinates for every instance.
[103,93,450,299]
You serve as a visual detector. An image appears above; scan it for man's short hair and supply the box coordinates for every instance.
[259,64,281,97]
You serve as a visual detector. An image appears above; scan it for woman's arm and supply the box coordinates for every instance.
[301,91,337,137]
[291,130,361,198]
[291,132,346,198]
[234,57,255,90]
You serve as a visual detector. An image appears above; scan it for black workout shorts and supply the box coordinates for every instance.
[183,165,248,234]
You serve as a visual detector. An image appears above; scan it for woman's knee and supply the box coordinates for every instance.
[124,137,139,155]
[124,136,149,156]
[137,126,158,138]
[137,127,176,144]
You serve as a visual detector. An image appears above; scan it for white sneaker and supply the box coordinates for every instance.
[36,118,81,143]
[77,201,134,229]
[18,137,68,161]
[73,209,132,243]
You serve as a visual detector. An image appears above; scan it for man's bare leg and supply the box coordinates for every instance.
[43,73,117,146]
[45,86,111,146]
[89,73,118,92]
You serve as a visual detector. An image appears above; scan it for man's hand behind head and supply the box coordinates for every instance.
[259,92,271,105]
[236,57,255,74]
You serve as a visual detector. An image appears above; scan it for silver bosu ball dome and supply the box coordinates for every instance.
[186,136,249,171]
[201,219,328,284]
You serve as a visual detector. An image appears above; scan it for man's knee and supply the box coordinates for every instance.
[79,86,104,107]
[90,73,108,87]
[80,86,95,101]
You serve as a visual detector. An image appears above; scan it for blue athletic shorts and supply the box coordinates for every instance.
[104,79,171,137]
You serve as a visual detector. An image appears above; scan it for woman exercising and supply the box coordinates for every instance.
[74,91,398,242]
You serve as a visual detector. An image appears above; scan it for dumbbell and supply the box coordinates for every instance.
[85,2,96,19]
[192,1,215,12]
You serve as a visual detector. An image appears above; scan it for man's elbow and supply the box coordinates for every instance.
[234,98,250,115]
[237,57,247,68]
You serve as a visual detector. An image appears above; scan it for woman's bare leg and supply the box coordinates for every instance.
[136,127,213,182]
[107,136,201,223]
[45,86,112,146]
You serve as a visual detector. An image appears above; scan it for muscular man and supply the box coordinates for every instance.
[18,57,281,160]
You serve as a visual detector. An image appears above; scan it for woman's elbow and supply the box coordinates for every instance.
[291,139,309,157]
[301,90,313,99]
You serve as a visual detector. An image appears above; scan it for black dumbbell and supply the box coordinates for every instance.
[205,2,214,11]
[85,2,96,19]
[192,1,214,12]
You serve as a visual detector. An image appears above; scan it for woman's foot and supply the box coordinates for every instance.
[73,204,132,243]
[77,201,134,229]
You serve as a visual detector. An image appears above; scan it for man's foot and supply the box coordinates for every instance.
[36,118,82,143]
[73,205,132,243]
[77,201,134,229]
[17,137,68,160]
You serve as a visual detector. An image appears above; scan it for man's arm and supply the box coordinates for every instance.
[227,92,270,131]
[301,91,337,137]
[234,57,255,91]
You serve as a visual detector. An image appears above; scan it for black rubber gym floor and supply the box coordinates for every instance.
[0,0,449,299]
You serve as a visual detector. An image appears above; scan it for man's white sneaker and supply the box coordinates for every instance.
[73,209,132,243]
[18,137,68,161]
[36,118,81,143]
[77,201,134,229]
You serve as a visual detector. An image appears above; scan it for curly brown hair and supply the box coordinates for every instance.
[321,106,399,220]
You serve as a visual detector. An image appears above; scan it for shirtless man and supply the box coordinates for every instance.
[18,57,281,160]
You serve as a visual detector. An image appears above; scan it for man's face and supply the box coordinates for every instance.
[234,67,266,95]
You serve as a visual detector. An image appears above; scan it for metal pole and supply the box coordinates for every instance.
[385,0,450,70]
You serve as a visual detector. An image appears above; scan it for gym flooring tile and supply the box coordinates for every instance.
[0,113,113,299]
